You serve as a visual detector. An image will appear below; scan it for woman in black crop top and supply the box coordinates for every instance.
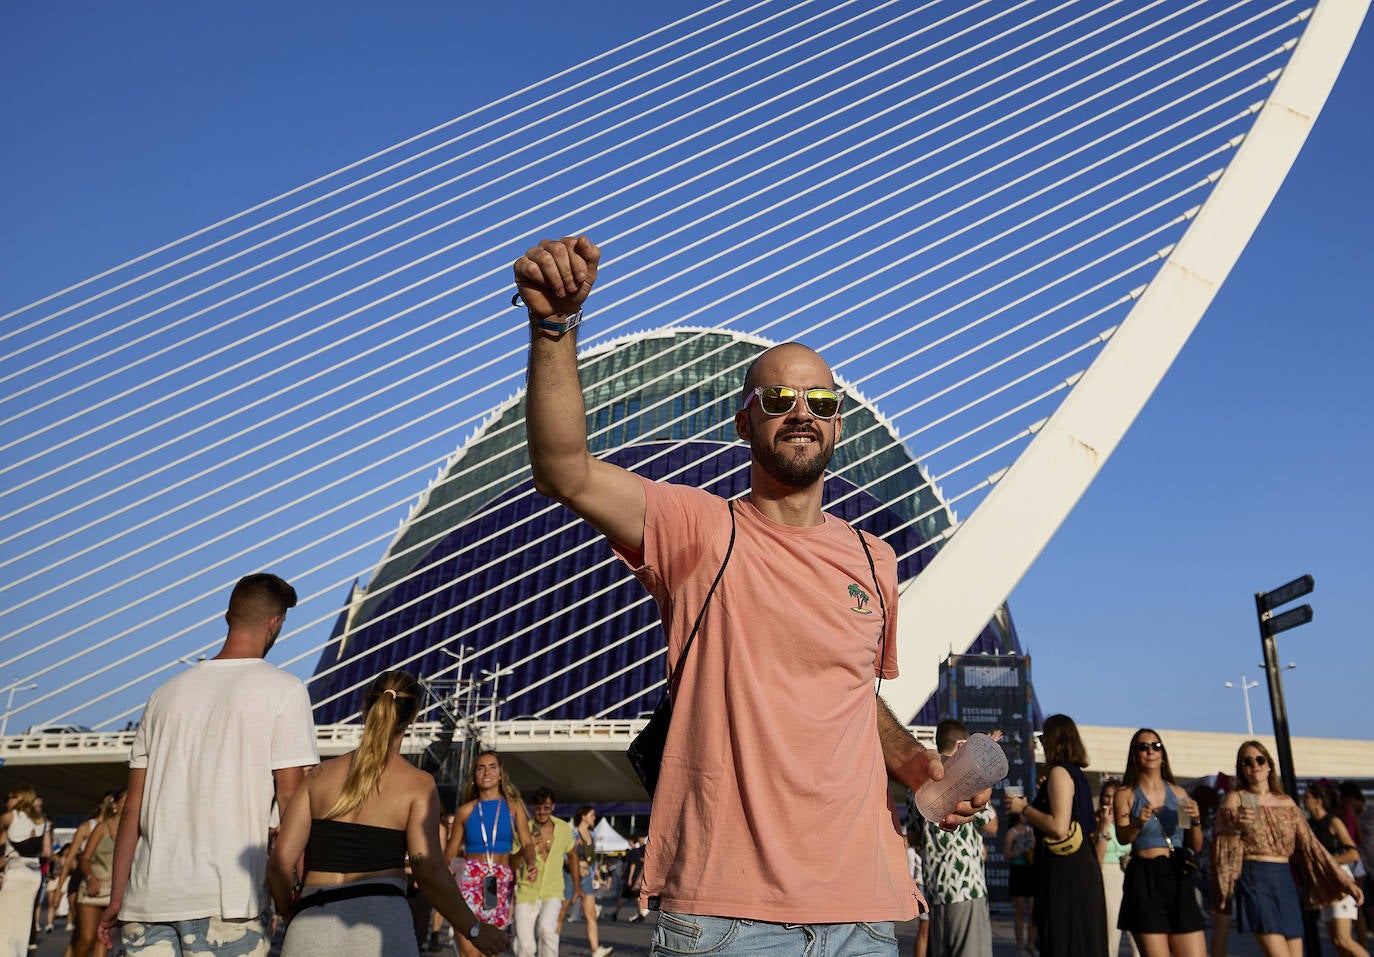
[270,671,508,956]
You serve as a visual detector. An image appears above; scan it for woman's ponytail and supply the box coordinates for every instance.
[323,671,421,819]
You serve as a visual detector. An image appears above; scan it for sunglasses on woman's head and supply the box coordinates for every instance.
[743,385,843,418]
[1241,755,1268,768]
[1133,741,1164,753]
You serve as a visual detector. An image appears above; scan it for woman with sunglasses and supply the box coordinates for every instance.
[1302,782,1367,957]
[270,672,508,956]
[1113,730,1205,957]
[1213,741,1363,957]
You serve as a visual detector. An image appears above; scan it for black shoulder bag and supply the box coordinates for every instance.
[626,500,736,798]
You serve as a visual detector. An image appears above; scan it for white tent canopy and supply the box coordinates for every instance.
[592,816,630,854]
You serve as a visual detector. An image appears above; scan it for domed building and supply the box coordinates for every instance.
[309,329,1030,728]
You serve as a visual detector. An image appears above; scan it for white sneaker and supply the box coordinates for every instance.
[592,948,614,957]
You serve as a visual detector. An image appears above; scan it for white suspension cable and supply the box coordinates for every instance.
[0,0,751,332]
[0,0,858,398]
[0,0,1010,460]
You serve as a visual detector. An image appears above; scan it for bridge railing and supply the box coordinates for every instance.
[0,720,944,763]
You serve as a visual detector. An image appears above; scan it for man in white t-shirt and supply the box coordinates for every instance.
[99,572,319,956]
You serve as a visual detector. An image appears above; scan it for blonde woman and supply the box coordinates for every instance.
[444,750,537,956]
[270,671,507,956]
[1,786,51,957]
[56,790,117,957]
[71,790,124,957]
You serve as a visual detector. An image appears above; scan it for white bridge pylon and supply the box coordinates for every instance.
[887,0,1369,720]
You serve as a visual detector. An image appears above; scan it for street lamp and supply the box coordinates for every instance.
[1225,663,1295,736]
[1224,675,1260,737]
[2,680,38,737]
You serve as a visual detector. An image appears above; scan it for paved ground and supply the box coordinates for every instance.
[29,905,1346,956]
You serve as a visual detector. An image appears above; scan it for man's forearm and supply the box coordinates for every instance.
[527,327,593,500]
[876,695,932,791]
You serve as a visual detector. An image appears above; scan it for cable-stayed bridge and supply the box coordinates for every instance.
[1,0,1368,807]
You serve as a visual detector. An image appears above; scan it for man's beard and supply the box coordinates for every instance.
[759,429,834,487]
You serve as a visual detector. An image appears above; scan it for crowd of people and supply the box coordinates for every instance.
[0,236,1365,957]
[913,717,1371,957]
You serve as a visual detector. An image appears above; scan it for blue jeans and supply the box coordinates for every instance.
[652,911,898,956]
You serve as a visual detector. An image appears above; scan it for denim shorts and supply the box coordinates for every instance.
[652,911,897,956]
[122,913,271,956]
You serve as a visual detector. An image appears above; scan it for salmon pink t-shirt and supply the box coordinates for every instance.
[613,476,917,923]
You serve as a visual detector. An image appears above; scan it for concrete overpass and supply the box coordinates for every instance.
[2,722,1369,815]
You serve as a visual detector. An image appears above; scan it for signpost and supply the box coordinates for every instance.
[1253,574,1316,957]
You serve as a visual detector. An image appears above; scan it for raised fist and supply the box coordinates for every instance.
[513,235,601,321]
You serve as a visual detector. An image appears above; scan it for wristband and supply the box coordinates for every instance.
[533,309,584,336]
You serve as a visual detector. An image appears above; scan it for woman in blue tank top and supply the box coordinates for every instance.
[1113,728,1206,957]
[444,751,537,955]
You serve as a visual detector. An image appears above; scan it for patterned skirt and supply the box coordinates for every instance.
[458,857,516,929]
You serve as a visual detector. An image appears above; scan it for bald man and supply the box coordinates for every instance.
[519,236,990,955]
[101,573,318,957]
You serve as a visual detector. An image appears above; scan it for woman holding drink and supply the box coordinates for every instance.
[1113,729,1205,957]
[1213,740,1363,957]
[1006,714,1107,957]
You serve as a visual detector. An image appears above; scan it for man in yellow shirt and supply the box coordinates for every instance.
[512,788,577,957]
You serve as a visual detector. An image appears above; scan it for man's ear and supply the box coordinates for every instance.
[734,408,750,442]
[833,411,843,442]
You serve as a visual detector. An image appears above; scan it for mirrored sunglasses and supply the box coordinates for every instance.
[744,385,843,419]
[1133,741,1164,753]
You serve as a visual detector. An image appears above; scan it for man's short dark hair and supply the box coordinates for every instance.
[531,786,556,806]
[226,573,297,626]
[935,718,968,753]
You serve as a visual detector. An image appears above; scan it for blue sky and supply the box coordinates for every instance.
[2,2,1370,749]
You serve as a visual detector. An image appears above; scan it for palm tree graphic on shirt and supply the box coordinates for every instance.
[848,583,873,614]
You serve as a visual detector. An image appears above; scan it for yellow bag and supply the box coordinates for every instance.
[1044,821,1083,856]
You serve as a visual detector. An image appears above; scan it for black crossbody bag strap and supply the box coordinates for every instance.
[855,526,888,696]
[627,500,736,798]
[667,499,737,701]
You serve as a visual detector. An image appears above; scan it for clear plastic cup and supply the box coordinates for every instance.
[913,732,1009,823]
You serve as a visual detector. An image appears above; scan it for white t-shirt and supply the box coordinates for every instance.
[121,658,318,922]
